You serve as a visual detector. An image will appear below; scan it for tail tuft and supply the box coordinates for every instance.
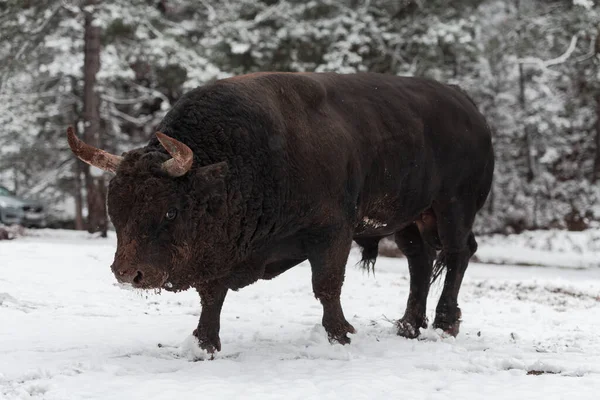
[430,250,447,284]
[430,233,477,285]
[354,238,380,275]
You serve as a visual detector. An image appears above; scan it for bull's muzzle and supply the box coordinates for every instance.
[111,263,145,286]
[111,261,169,289]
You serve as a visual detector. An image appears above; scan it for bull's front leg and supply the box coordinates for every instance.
[194,284,228,355]
[307,227,356,344]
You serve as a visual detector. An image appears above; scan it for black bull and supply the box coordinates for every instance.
[67,72,494,353]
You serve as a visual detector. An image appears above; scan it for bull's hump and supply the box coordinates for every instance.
[218,72,327,108]
[220,71,310,83]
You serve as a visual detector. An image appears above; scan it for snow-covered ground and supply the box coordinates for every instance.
[476,229,600,269]
[1,231,600,400]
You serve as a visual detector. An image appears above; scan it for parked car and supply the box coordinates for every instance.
[0,186,47,228]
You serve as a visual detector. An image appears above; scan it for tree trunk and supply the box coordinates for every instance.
[12,168,18,195]
[82,0,107,237]
[518,63,535,183]
[70,82,85,231]
[595,92,600,182]
[516,0,534,183]
[74,160,84,231]
[592,27,600,182]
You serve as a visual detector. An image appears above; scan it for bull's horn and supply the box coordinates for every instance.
[156,132,194,177]
[66,126,123,173]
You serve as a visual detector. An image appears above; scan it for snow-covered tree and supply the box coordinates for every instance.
[1,0,599,233]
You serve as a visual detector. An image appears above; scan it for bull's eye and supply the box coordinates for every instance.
[165,208,178,220]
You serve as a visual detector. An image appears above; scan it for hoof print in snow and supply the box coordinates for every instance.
[527,370,558,376]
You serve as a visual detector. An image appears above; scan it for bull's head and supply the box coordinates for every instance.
[67,127,228,291]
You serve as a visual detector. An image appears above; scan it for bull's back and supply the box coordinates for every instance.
[217,72,493,230]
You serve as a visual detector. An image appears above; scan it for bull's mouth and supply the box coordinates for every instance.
[122,277,188,293]
[151,271,169,289]
[161,278,191,292]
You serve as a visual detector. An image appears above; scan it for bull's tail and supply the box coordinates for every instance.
[430,250,447,284]
[430,233,478,285]
[354,237,380,275]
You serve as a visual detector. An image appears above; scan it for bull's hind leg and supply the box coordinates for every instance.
[431,200,478,336]
[394,224,436,338]
[308,226,356,344]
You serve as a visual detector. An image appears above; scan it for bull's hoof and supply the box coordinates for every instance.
[325,320,356,345]
[193,328,221,357]
[396,315,428,339]
[433,307,461,337]
[432,319,460,337]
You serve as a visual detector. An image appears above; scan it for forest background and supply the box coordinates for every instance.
[0,0,598,236]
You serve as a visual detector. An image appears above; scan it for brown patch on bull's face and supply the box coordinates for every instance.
[106,149,228,292]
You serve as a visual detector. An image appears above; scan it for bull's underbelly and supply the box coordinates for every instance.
[352,190,435,238]
[353,207,437,239]
[353,215,414,238]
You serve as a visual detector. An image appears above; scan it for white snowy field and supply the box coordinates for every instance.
[1,231,600,400]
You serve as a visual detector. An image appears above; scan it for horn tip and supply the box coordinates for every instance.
[66,126,78,149]
[155,132,170,146]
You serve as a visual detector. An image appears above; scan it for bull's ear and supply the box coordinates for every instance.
[195,161,229,196]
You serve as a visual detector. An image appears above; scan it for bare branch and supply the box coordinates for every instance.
[518,35,579,75]
[109,105,154,126]
[0,4,63,93]
[199,0,216,22]
[143,18,163,39]
[20,157,73,198]
[101,93,153,105]
[60,0,81,15]
[14,4,61,60]
[545,35,579,67]
[129,82,170,104]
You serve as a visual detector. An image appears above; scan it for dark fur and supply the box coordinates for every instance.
[105,72,494,351]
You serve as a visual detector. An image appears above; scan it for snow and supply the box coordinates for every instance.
[476,229,600,269]
[539,148,560,165]
[1,231,600,399]
[573,0,595,10]
[229,42,251,54]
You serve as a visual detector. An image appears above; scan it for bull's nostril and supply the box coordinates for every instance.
[133,271,143,285]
